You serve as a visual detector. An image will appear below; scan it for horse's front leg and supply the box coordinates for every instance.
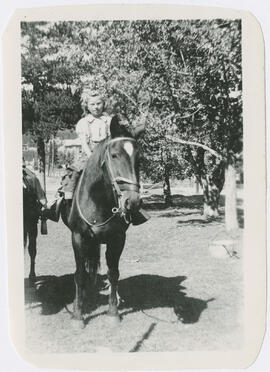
[72,232,87,326]
[28,223,38,282]
[23,229,28,249]
[106,234,125,323]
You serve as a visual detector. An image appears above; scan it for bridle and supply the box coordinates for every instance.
[75,137,140,229]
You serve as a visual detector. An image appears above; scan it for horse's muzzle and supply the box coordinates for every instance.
[123,191,141,213]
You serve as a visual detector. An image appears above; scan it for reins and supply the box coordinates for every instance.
[75,137,139,229]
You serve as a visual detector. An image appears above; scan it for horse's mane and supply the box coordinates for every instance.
[83,137,110,185]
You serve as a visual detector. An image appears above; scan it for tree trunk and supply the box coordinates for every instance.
[47,140,51,177]
[51,139,55,175]
[225,163,239,231]
[201,177,220,218]
[163,170,172,206]
[37,136,46,194]
[195,180,200,194]
[47,139,54,177]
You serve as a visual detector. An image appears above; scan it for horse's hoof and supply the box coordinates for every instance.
[107,313,121,326]
[79,321,86,329]
[71,318,85,330]
[28,274,36,286]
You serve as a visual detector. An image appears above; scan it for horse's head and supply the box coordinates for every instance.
[102,118,141,216]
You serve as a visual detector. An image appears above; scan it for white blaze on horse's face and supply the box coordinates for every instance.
[123,141,134,157]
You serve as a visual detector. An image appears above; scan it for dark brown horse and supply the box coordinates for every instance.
[61,124,141,327]
[23,174,42,281]
[23,164,47,282]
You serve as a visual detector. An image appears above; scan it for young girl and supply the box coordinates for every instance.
[45,89,149,225]
[62,90,112,199]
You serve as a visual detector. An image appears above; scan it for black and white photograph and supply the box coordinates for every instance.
[1,3,267,370]
[21,16,244,352]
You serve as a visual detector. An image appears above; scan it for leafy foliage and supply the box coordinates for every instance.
[21,22,82,141]
[21,20,242,211]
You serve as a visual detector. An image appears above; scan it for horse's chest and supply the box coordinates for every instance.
[87,218,129,243]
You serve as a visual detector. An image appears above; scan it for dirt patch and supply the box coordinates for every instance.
[24,204,243,353]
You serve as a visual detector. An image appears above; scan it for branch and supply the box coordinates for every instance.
[113,86,144,115]
[113,84,153,124]
[162,106,204,123]
[178,71,191,76]
[166,135,224,160]
[175,106,204,120]
[180,49,187,69]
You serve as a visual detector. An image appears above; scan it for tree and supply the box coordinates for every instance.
[179,20,242,225]
[21,22,82,186]
[128,19,242,222]
[69,19,242,221]
[21,20,242,229]
[138,114,186,205]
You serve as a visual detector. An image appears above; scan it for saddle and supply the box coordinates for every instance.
[44,166,150,226]
[43,168,82,223]
[43,197,63,222]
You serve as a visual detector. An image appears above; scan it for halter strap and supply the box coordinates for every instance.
[103,146,139,210]
[107,137,136,145]
[104,137,140,193]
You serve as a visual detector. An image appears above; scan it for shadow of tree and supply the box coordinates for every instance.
[237,208,244,228]
[174,208,243,228]
[177,216,223,227]
[143,194,206,210]
[157,210,201,218]
[143,193,242,214]
[148,196,244,229]
[129,322,157,352]
[25,274,213,324]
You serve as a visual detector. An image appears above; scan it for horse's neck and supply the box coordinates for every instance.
[77,158,115,218]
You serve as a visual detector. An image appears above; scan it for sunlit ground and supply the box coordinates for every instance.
[24,179,243,353]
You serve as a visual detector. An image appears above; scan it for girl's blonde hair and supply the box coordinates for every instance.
[80,88,106,116]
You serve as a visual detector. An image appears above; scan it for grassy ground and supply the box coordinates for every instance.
[24,185,244,353]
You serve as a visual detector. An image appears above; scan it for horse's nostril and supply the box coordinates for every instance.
[123,193,140,212]
[125,198,130,210]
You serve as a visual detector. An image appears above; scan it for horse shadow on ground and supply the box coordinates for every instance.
[25,274,214,325]
[118,274,214,324]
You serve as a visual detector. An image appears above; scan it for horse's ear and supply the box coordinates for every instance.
[110,116,120,138]
[110,116,131,138]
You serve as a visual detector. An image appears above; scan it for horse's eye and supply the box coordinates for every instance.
[112,153,118,159]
